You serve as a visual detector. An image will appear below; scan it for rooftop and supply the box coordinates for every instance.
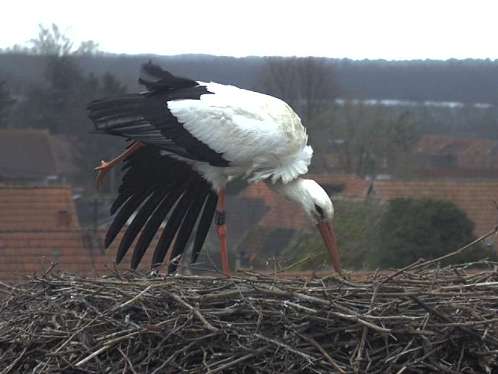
[414,134,498,171]
[0,129,79,182]
[0,129,57,180]
[0,186,88,280]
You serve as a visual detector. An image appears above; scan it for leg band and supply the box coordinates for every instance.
[215,210,226,226]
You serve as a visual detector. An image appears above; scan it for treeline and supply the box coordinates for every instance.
[1,25,497,187]
[2,53,498,104]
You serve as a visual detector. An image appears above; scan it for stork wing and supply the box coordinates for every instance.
[87,63,229,167]
[106,146,217,270]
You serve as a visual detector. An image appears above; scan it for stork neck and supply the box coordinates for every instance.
[270,178,309,205]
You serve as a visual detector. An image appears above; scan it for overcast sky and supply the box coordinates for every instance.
[1,0,497,60]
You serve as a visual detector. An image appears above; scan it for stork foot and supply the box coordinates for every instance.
[95,160,113,189]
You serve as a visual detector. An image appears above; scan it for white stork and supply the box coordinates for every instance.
[88,62,341,275]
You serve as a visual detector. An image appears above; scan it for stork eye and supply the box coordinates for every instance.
[314,204,324,218]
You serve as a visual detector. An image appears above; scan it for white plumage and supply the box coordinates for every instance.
[168,82,313,188]
[88,63,341,275]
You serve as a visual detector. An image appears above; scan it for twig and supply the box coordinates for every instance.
[166,291,219,332]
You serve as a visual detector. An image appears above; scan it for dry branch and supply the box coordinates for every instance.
[1,261,498,373]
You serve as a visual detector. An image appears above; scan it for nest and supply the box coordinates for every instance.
[0,257,498,374]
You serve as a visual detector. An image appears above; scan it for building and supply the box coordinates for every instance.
[0,185,159,281]
[0,129,78,184]
[0,186,91,281]
[414,134,498,178]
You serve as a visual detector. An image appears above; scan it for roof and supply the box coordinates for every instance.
[415,135,498,170]
[50,134,81,177]
[0,186,196,281]
[0,231,91,280]
[0,186,80,231]
[309,174,372,200]
[241,183,309,230]
[0,129,57,180]
[372,180,498,237]
[0,186,87,281]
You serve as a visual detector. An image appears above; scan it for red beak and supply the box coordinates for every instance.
[317,222,341,273]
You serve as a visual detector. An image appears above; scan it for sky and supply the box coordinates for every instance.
[1,0,497,60]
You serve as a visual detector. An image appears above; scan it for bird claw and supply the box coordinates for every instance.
[95,160,111,189]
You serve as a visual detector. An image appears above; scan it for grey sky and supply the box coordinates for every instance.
[1,0,497,59]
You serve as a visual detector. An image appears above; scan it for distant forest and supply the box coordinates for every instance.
[1,31,497,184]
[2,53,498,104]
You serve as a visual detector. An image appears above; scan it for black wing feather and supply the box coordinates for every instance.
[151,180,201,267]
[115,190,168,264]
[139,61,197,92]
[87,63,229,167]
[191,192,218,263]
[105,188,151,248]
[110,191,132,216]
[101,146,216,271]
[167,188,210,273]
[89,65,222,271]
[130,186,185,270]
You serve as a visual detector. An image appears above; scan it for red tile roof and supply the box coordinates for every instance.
[372,180,498,237]
[0,186,80,231]
[415,135,498,170]
[0,186,188,280]
[241,183,310,230]
[0,231,91,279]
[0,186,89,280]
[309,174,372,200]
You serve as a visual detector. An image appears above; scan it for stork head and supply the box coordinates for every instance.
[276,178,341,273]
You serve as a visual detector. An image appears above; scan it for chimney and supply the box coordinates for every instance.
[56,209,72,228]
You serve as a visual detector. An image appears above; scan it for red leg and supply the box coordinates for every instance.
[215,190,230,276]
[95,141,144,189]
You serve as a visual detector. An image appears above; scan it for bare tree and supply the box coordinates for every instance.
[260,57,340,123]
[29,24,73,56]
[315,101,419,176]
[29,24,99,56]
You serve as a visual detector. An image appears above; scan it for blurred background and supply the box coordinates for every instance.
[1,0,497,280]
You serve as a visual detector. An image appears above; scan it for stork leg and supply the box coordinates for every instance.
[215,190,230,276]
[95,141,144,189]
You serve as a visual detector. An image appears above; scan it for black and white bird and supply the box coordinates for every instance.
[87,62,341,275]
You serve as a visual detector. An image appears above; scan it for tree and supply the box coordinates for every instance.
[0,81,15,128]
[74,40,100,56]
[373,198,478,268]
[310,101,420,176]
[29,24,99,57]
[29,24,73,56]
[10,25,125,187]
[282,197,489,271]
[260,57,340,123]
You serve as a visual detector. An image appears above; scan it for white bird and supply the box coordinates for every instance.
[88,63,341,275]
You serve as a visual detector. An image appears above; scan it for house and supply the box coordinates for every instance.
[413,135,498,178]
[0,185,161,281]
[0,186,90,281]
[0,129,78,184]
